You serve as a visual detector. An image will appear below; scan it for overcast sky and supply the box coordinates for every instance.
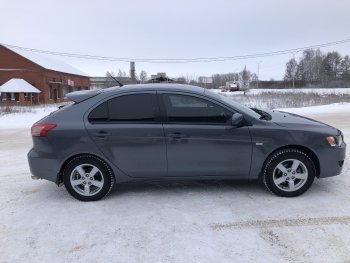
[1,0,350,80]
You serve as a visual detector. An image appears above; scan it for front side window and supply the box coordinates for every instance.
[163,94,232,124]
[88,93,155,123]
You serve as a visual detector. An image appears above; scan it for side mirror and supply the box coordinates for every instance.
[231,113,244,126]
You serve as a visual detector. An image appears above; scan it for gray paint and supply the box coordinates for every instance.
[28,84,346,186]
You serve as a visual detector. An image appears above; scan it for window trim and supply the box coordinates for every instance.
[157,92,235,126]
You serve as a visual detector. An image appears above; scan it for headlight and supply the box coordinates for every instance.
[326,135,343,147]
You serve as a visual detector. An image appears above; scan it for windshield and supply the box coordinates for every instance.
[205,90,261,119]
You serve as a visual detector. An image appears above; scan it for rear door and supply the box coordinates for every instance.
[159,92,252,177]
[85,92,167,178]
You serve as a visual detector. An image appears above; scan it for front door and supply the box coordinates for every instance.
[160,93,252,177]
[85,92,167,178]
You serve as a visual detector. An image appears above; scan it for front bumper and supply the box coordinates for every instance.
[318,143,346,178]
[27,148,60,184]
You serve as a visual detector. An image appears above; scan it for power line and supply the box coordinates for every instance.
[2,38,350,64]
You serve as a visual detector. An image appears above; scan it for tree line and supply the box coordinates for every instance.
[104,48,350,89]
[284,49,350,88]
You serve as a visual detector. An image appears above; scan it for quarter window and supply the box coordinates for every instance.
[163,94,232,124]
[89,102,109,122]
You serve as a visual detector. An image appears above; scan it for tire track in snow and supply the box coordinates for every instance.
[210,216,350,230]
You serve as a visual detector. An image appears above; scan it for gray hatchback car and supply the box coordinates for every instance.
[28,84,346,201]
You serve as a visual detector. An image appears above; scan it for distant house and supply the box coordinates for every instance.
[148,72,186,84]
[0,78,41,104]
[149,72,174,83]
[0,45,90,104]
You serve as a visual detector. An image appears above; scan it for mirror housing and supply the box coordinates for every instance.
[231,113,244,126]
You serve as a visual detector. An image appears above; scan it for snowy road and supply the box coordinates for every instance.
[1,111,350,263]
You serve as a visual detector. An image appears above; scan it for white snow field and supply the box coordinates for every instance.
[212,87,350,96]
[1,104,350,263]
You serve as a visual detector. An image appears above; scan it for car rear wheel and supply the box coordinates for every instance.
[263,149,316,197]
[63,155,114,201]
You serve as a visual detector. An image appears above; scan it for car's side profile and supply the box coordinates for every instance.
[28,84,346,201]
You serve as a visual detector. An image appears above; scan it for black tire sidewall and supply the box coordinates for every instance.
[63,156,113,201]
[264,150,316,197]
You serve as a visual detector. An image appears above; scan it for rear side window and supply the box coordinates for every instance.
[109,94,154,122]
[163,94,232,124]
[88,94,156,123]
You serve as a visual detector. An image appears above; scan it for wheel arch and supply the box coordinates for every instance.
[262,145,320,178]
[57,153,115,185]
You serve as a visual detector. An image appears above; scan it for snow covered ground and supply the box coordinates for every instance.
[211,87,350,96]
[1,103,350,262]
[277,102,350,115]
[0,105,57,129]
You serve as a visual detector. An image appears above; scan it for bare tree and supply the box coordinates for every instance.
[134,72,139,82]
[117,69,123,77]
[321,51,342,83]
[240,66,251,95]
[284,58,298,81]
[340,55,350,81]
[179,73,199,85]
[210,72,241,88]
[139,70,148,83]
[251,73,258,82]
[295,49,323,82]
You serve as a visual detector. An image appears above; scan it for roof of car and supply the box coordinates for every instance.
[102,83,206,94]
[66,84,213,103]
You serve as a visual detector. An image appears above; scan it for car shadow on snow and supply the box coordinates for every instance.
[109,179,266,197]
[31,177,342,202]
[106,177,343,200]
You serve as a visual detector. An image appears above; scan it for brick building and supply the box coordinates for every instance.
[0,45,90,104]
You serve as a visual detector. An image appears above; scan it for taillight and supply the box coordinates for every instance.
[31,124,57,137]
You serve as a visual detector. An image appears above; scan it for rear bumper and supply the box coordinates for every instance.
[27,148,60,184]
[318,143,346,178]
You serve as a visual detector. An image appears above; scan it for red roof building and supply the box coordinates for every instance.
[0,45,90,104]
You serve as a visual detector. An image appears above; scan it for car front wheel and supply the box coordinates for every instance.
[263,149,316,197]
[63,155,115,201]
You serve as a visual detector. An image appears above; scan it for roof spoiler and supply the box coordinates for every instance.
[65,89,101,103]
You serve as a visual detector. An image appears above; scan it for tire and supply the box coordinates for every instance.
[63,155,115,201]
[263,149,316,197]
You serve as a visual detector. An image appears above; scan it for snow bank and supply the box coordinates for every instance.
[275,103,350,115]
[0,106,57,129]
[250,88,350,95]
[212,88,350,96]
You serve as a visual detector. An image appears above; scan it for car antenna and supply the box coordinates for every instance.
[110,75,124,87]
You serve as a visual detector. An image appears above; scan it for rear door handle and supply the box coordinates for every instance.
[93,131,111,138]
[167,132,187,139]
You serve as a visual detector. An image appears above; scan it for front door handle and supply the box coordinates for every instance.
[167,132,187,139]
